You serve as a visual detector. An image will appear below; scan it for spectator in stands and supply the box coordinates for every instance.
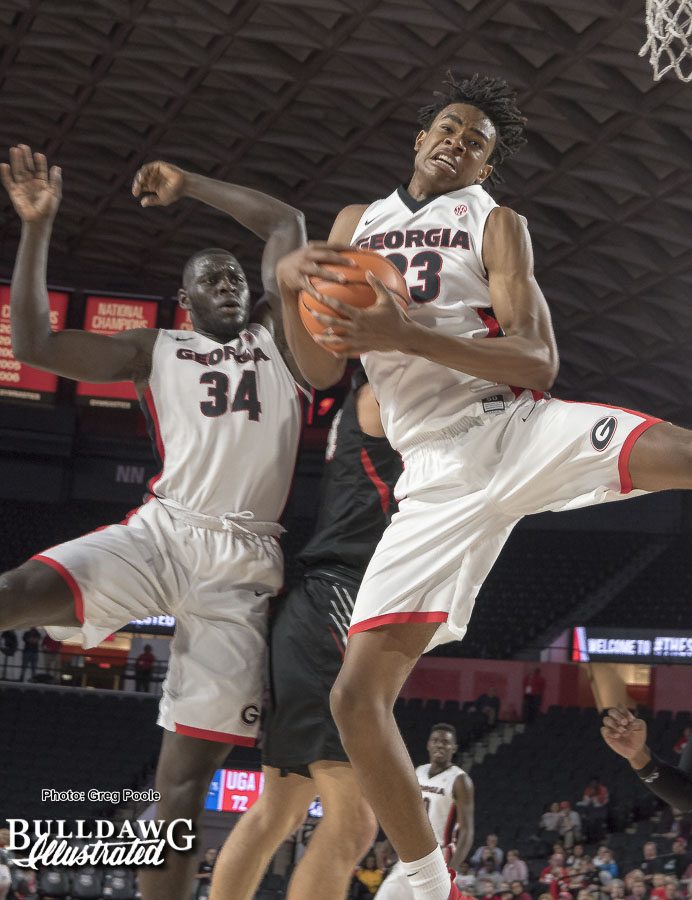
[134,644,156,693]
[662,838,691,879]
[475,687,501,726]
[510,879,532,900]
[651,874,668,900]
[353,853,384,896]
[456,861,477,895]
[472,834,504,868]
[558,801,583,849]
[640,843,666,884]
[478,879,499,900]
[194,847,217,897]
[609,880,626,900]
[539,852,570,899]
[19,626,40,682]
[0,630,17,680]
[502,850,529,886]
[625,871,647,893]
[568,844,586,866]
[523,667,546,723]
[674,729,691,757]
[594,847,619,883]
[476,852,503,890]
[41,632,61,682]
[534,803,563,855]
[658,810,692,842]
[664,878,681,900]
[625,879,649,900]
[495,883,514,900]
[578,777,609,842]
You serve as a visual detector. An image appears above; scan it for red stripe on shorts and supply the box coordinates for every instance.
[561,399,662,494]
[360,447,391,514]
[31,554,85,624]
[348,610,448,637]
[174,723,257,745]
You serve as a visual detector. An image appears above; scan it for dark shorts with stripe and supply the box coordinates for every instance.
[262,569,359,776]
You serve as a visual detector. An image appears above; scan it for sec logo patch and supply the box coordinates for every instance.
[590,416,617,451]
[454,203,468,216]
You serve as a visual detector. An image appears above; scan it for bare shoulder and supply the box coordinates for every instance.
[112,327,159,353]
[329,204,369,243]
[355,382,385,438]
[483,205,532,270]
[454,771,474,796]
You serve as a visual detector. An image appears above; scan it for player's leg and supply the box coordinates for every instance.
[138,731,230,900]
[209,766,316,900]
[331,622,451,899]
[286,760,377,900]
[627,421,692,491]
[0,559,79,630]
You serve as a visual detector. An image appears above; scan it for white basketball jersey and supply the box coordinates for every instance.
[354,185,523,453]
[416,763,464,845]
[143,324,302,520]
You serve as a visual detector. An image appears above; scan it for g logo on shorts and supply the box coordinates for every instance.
[241,704,260,725]
[590,416,617,451]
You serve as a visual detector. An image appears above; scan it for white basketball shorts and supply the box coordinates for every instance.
[349,394,662,649]
[33,497,283,745]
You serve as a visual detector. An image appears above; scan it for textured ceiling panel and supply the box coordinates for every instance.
[1,0,692,422]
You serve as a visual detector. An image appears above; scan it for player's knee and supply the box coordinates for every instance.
[321,797,376,861]
[156,772,211,823]
[250,794,307,839]
[330,673,381,735]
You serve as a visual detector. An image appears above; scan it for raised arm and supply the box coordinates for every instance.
[1,145,154,387]
[449,772,475,869]
[273,205,367,389]
[313,206,560,393]
[132,161,306,375]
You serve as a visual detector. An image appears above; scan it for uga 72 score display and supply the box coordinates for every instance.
[205,769,265,813]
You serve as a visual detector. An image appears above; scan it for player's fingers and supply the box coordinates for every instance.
[609,707,629,725]
[307,240,356,254]
[141,195,163,207]
[0,163,13,192]
[9,146,29,180]
[309,264,347,284]
[33,152,48,181]
[365,271,394,295]
[308,310,348,330]
[49,166,62,191]
[317,292,354,318]
[300,278,327,304]
[19,144,35,173]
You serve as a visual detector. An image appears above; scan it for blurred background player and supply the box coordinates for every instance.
[376,723,474,900]
[0,149,306,900]
[210,365,401,900]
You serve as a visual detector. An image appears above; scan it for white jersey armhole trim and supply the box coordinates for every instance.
[248,321,311,401]
[478,203,500,281]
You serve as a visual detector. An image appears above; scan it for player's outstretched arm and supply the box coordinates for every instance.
[133,160,307,376]
[602,705,692,812]
[449,772,475,869]
[2,146,155,386]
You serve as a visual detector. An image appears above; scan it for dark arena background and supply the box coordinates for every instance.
[1,1,691,899]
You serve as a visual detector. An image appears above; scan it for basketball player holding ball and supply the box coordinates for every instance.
[0,148,306,900]
[277,73,692,900]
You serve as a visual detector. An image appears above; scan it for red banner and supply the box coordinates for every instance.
[172,306,193,331]
[0,285,69,403]
[76,296,158,407]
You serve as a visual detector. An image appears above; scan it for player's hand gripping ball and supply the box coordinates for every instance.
[299,249,409,354]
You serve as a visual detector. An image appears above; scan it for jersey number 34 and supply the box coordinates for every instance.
[199,370,261,421]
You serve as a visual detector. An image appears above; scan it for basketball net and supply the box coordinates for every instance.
[640,0,692,81]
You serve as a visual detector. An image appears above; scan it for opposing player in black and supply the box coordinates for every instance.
[210,366,402,900]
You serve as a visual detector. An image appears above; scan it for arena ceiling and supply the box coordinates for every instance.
[1,0,692,421]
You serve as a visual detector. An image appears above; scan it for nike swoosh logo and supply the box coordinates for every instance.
[363,217,376,226]
[174,336,195,341]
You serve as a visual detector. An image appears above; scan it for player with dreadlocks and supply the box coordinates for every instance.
[276,72,687,900]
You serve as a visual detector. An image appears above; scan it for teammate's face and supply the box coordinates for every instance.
[179,252,251,342]
[427,728,457,767]
[411,103,496,197]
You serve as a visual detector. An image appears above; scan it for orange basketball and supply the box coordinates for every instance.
[299,249,409,352]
